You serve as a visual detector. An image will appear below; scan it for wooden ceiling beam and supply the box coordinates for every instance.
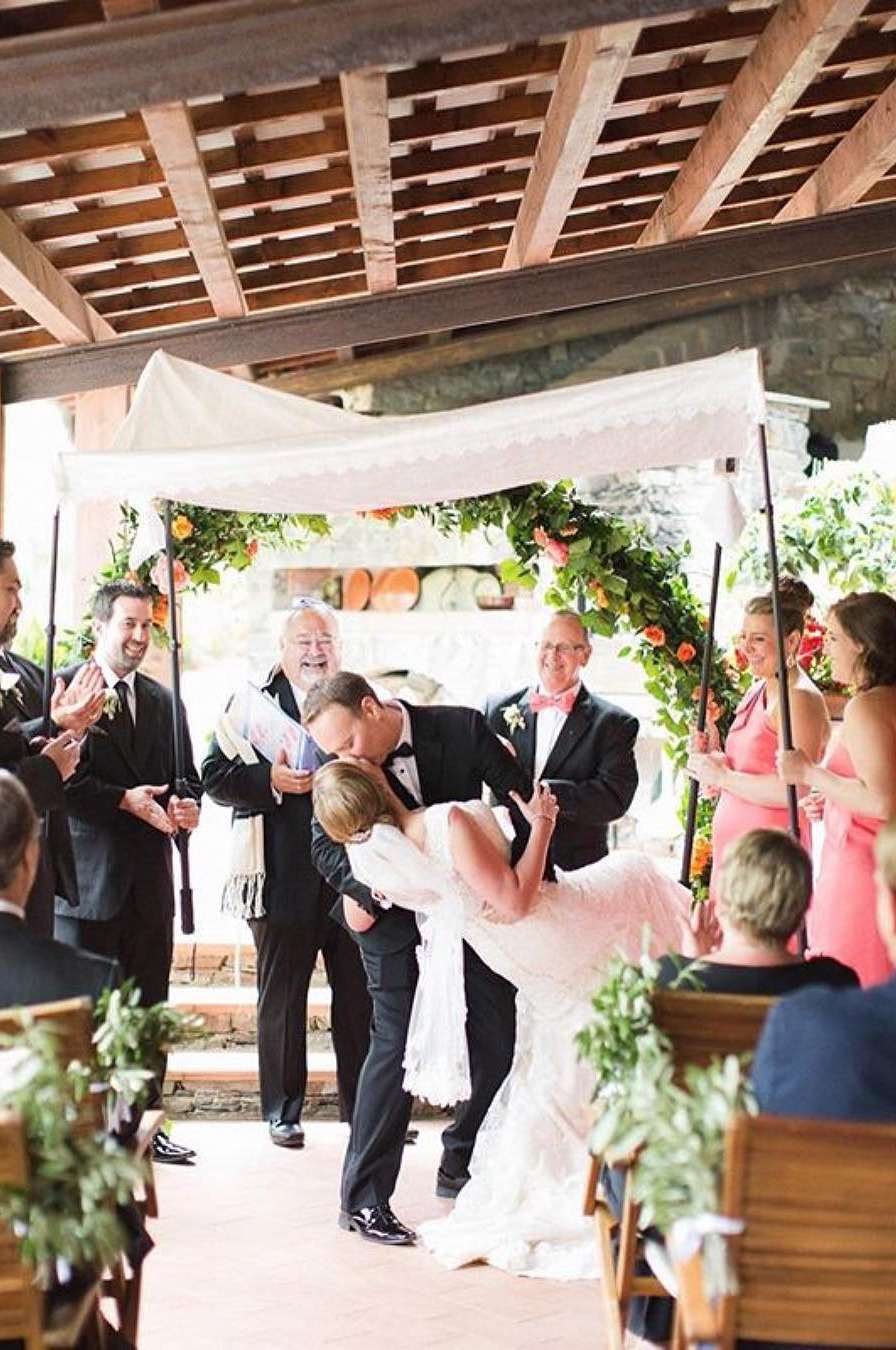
[638,0,872,247]
[266,250,896,397]
[339,69,396,294]
[0,0,731,133]
[139,102,247,319]
[504,23,641,269]
[776,72,896,220]
[0,204,116,344]
[4,199,896,402]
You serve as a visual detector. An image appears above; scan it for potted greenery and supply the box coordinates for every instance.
[93,981,204,1141]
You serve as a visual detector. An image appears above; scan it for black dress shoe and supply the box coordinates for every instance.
[338,1203,416,1245]
[269,1120,305,1149]
[404,1127,419,1146]
[435,1167,469,1199]
[151,1131,196,1165]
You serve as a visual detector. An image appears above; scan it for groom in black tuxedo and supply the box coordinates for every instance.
[485,610,639,869]
[307,672,531,1245]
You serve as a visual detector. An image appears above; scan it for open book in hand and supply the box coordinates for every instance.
[229,683,318,771]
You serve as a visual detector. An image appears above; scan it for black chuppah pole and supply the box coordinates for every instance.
[757,427,801,842]
[41,506,61,737]
[163,500,195,936]
[679,540,722,888]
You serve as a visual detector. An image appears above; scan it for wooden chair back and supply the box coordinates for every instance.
[0,1109,43,1349]
[706,1113,896,1349]
[0,998,103,1135]
[652,988,776,1078]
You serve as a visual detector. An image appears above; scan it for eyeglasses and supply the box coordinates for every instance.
[537,641,587,657]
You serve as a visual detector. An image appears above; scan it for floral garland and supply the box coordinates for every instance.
[82,482,744,894]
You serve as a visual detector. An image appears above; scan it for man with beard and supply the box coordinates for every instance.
[56,579,201,1165]
[0,538,105,936]
[202,600,371,1149]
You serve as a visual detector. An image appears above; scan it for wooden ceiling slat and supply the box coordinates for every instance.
[0,114,147,170]
[340,69,395,294]
[203,127,348,178]
[214,166,355,215]
[46,225,189,273]
[504,23,641,269]
[26,195,175,243]
[777,71,896,219]
[0,203,115,342]
[0,158,164,211]
[141,101,247,319]
[638,0,873,246]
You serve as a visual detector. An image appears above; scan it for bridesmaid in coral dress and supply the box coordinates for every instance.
[689,580,830,903]
[779,591,896,988]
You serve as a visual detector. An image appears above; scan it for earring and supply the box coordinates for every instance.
[786,655,796,668]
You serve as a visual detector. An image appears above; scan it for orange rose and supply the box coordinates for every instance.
[643,625,666,648]
[362,507,399,521]
[559,524,578,538]
[152,595,169,627]
[170,513,194,541]
[676,641,697,664]
[590,581,610,609]
[690,836,712,878]
[246,539,259,559]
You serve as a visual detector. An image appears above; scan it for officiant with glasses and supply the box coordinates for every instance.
[202,599,370,1150]
[485,610,639,868]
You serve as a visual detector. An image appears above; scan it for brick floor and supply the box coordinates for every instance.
[139,1119,607,1349]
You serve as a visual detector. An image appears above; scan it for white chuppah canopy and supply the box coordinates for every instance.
[55,348,765,514]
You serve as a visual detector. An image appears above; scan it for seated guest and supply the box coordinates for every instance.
[0,770,119,1006]
[752,813,896,1119]
[658,829,859,994]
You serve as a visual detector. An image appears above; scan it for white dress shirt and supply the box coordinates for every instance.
[532,681,581,780]
[97,660,137,723]
[385,701,423,805]
[0,898,25,919]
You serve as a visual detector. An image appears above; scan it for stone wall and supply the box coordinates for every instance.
[349,273,896,458]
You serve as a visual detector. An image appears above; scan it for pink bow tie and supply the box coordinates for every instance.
[528,688,578,715]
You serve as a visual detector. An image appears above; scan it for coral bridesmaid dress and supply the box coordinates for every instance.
[710,682,809,903]
[809,740,894,988]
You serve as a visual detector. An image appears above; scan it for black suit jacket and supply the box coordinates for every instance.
[0,651,79,920]
[484,684,638,870]
[60,667,201,923]
[0,911,120,1006]
[201,670,334,926]
[311,702,531,956]
[752,974,896,1122]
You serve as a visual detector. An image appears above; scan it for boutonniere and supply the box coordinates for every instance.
[0,671,23,707]
[502,702,526,734]
[102,688,121,719]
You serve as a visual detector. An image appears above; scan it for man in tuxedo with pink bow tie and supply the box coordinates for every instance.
[485,610,639,870]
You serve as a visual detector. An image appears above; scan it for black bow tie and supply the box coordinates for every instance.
[383,742,414,768]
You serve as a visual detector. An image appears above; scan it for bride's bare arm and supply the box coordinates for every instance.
[447,785,557,922]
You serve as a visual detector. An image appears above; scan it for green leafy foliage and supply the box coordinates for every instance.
[94,980,204,1109]
[731,468,896,599]
[0,1018,145,1287]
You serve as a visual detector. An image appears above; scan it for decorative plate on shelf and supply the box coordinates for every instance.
[369,567,420,612]
[343,568,372,611]
[418,567,502,611]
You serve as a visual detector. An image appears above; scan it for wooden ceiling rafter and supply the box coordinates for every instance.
[339,69,397,293]
[638,0,873,246]
[503,22,642,269]
[0,203,115,343]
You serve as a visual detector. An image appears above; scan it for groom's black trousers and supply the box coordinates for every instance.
[341,940,516,1211]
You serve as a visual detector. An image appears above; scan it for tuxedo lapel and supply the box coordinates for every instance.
[270,673,300,725]
[540,689,593,779]
[407,706,443,803]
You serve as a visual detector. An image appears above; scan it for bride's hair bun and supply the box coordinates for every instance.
[777,575,814,616]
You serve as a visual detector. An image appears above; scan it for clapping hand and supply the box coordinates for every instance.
[40,731,83,782]
[50,664,106,736]
[681,899,722,958]
[510,781,558,828]
[803,787,825,820]
[120,784,175,835]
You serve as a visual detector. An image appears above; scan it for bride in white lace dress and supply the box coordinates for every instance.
[313,760,691,1281]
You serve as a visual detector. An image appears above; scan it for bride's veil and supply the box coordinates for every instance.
[349,821,472,1107]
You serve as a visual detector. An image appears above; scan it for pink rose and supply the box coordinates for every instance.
[151,554,189,595]
[533,526,569,567]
